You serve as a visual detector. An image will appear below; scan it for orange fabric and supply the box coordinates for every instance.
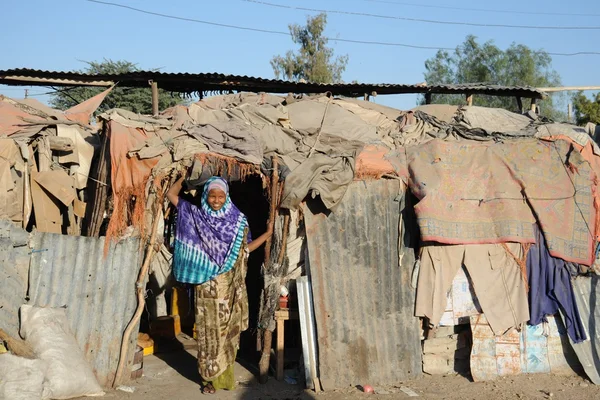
[355,144,396,178]
[106,121,159,241]
[65,86,113,125]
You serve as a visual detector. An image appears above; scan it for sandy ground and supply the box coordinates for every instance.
[93,339,600,400]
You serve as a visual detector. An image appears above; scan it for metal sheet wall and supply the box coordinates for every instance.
[303,179,422,389]
[0,221,30,338]
[569,275,600,384]
[29,232,142,387]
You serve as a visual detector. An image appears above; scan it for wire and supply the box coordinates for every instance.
[243,0,600,30]
[85,0,600,56]
[359,0,600,18]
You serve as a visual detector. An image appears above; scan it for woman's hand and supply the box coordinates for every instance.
[247,222,275,253]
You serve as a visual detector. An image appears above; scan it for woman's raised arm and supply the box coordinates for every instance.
[167,176,185,207]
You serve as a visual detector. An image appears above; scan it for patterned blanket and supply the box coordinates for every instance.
[403,138,597,265]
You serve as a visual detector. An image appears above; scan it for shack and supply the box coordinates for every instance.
[1,69,600,397]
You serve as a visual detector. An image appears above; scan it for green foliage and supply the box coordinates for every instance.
[421,35,563,119]
[271,13,348,83]
[572,91,600,125]
[49,59,184,115]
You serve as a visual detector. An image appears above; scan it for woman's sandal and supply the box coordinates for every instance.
[202,382,216,394]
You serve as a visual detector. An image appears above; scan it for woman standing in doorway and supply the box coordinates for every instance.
[167,175,272,394]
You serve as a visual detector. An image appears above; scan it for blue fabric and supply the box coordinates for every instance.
[527,225,587,343]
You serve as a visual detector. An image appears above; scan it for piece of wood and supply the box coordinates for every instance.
[36,137,51,172]
[275,309,299,320]
[151,80,159,116]
[466,94,473,106]
[74,198,86,218]
[425,92,432,104]
[276,318,285,381]
[48,136,74,152]
[530,98,537,112]
[113,178,168,387]
[538,85,600,92]
[516,97,523,113]
[83,127,109,237]
[33,170,76,206]
[568,103,573,123]
[259,156,280,384]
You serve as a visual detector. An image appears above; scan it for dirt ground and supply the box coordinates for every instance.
[93,340,600,400]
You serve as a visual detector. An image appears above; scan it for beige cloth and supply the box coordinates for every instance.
[416,243,529,335]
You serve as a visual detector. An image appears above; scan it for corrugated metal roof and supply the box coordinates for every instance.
[28,233,142,387]
[303,179,422,389]
[568,275,600,384]
[0,220,30,339]
[0,68,546,98]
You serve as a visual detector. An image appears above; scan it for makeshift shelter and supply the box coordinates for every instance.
[85,92,600,389]
[3,85,600,395]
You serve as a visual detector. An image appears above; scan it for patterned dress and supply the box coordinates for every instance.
[173,177,251,388]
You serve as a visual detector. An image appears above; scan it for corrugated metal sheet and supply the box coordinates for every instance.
[303,179,422,389]
[567,275,600,384]
[28,232,142,387]
[0,220,30,338]
[0,68,546,98]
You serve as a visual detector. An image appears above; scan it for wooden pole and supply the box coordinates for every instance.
[568,103,573,123]
[150,80,159,116]
[516,97,523,113]
[466,94,473,107]
[425,92,432,105]
[259,157,279,384]
[537,86,600,93]
[530,98,537,113]
[112,179,167,387]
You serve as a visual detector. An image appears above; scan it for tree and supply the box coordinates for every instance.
[422,35,563,119]
[572,92,600,125]
[50,59,184,115]
[271,13,348,84]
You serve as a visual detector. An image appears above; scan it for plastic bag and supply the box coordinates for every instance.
[20,305,104,399]
[0,353,45,400]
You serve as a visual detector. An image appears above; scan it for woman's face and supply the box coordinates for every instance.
[207,189,227,211]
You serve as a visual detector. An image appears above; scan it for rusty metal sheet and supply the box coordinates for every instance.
[567,275,600,384]
[0,68,546,99]
[28,232,142,387]
[303,179,422,389]
[0,220,30,338]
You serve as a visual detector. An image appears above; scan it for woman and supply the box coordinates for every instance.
[167,175,272,394]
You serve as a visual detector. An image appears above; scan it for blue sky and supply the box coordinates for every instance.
[1,0,598,110]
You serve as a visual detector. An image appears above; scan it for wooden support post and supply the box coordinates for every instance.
[425,92,432,105]
[466,93,473,107]
[276,317,285,381]
[568,103,573,123]
[258,157,280,384]
[530,98,537,113]
[150,80,159,116]
[516,97,523,113]
[363,93,369,101]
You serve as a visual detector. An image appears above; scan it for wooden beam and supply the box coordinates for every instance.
[568,103,573,123]
[538,86,600,93]
[425,92,432,104]
[530,98,537,113]
[150,80,159,116]
[516,97,523,113]
[466,94,473,107]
